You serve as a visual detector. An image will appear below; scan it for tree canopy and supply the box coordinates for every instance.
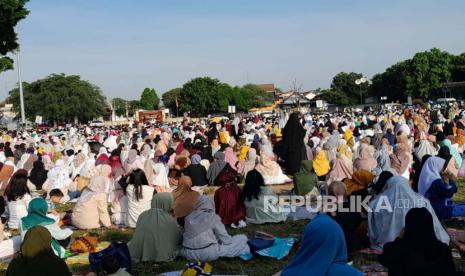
[9,74,107,123]
[0,0,30,73]
[139,88,159,110]
[162,88,181,114]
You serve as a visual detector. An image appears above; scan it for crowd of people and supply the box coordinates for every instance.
[0,105,464,275]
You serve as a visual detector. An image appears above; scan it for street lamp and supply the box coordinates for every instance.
[355,77,368,105]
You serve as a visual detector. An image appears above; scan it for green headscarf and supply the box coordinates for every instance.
[21,198,63,257]
[128,193,182,262]
[293,160,318,196]
[21,198,55,230]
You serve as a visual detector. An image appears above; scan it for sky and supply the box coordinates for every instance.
[1,0,465,100]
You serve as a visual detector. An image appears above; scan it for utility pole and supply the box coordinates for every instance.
[15,48,26,125]
[14,27,26,125]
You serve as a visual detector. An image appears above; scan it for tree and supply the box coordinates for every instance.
[331,72,368,104]
[138,88,159,110]
[0,0,29,55]
[9,73,107,123]
[405,48,453,99]
[112,97,128,117]
[179,77,230,116]
[127,100,141,116]
[320,89,351,106]
[162,88,181,114]
[370,60,409,102]
[0,56,13,73]
[451,53,465,82]
[230,84,274,111]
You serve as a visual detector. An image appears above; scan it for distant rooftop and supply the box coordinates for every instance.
[256,84,275,92]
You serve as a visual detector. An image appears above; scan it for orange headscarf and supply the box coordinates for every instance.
[344,169,374,195]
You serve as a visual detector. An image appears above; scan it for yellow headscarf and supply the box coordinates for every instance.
[238,145,250,160]
[337,144,353,160]
[344,129,353,142]
[313,150,330,177]
[219,131,230,144]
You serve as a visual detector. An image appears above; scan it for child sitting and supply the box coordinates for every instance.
[47,189,64,222]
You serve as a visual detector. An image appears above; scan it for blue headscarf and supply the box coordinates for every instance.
[282,213,362,276]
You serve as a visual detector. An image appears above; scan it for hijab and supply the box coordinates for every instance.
[255,152,280,176]
[414,140,438,161]
[183,195,222,239]
[282,213,362,276]
[77,176,108,203]
[21,198,55,230]
[390,143,410,174]
[153,163,170,189]
[223,147,238,171]
[46,160,71,190]
[6,226,71,276]
[337,144,353,160]
[329,156,353,182]
[376,144,392,171]
[440,139,462,168]
[293,160,318,196]
[206,151,227,184]
[242,148,257,177]
[172,176,200,218]
[191,154,201,165]
[368,176,449,250]
[29,160,48,190]
[353,145,377,172]
[418,156,445,195]
[313,149,330,177]
[23,154,38,172]
[127,193,181,262]
[344,169,374,195]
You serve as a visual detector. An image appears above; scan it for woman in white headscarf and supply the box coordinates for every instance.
[153,163,171,192]
[43,160,72,202]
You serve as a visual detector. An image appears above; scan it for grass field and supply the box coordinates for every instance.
[1,179,465,275]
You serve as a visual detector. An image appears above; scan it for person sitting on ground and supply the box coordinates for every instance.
[418,155,465,219]
[71,176,112,229]
[213,165,246,228]
[313,147,331,181]
[242,170,286,225]
[172,176,199,224]
[180,196,250,262]
[182,154,208,187]
[343,169,374,197]
[128,193,181,262]
[5,171,32,229]
[255,151,291,185]
[368,176,449,251]
[379,207,457,276]
[0,197,21,259]
[206,151,227,185]
[327,181,366,255]
[6,225,72,276]
[20,198,73,258]
[281,213,363,276]
[293,160,318,196]
[124,169,155,228]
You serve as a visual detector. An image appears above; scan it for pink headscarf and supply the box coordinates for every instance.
[224,147,238,171]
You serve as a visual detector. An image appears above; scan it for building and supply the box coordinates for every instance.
[256,84,276,93]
